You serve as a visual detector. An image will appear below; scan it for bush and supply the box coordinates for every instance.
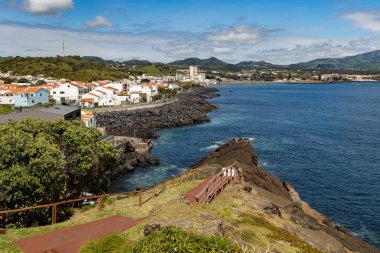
[132,227,242,253]
[80,234,132,253]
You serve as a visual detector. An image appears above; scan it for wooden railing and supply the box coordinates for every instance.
[195,165,242,206]
[0,168,211,228]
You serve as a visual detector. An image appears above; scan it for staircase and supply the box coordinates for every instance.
[186,165,242,206]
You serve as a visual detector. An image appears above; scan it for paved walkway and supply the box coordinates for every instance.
[15,216,141,253]
[93,99,177,113]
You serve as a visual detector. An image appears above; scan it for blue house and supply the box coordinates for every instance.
[10,87,49,107]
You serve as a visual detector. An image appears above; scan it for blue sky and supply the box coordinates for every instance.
[1,0,380,64]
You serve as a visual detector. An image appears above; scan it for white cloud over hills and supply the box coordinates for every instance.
[14,0,73,16]
[85,16,113,29]
[342,10,380,32]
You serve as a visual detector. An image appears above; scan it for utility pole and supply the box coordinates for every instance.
[62,42,65,57]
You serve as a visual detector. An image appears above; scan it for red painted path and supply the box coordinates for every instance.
[185,178,211,204]
[15,215,141,253]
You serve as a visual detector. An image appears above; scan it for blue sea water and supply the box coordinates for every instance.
[110,82,380,247]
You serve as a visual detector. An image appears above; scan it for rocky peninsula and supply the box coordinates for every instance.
[189,138,380,253]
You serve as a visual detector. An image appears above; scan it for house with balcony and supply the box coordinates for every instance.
[10,87,49,107]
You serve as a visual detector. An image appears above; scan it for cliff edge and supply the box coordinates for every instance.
[192,138,379,253]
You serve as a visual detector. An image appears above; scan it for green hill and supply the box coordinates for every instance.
[168,57,228,68]
[290,50,380,71]
[0,56,129,81]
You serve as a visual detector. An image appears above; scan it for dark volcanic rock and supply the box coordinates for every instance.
[96,87,218,139]
[192,138,290,198]
[192,139,380,253]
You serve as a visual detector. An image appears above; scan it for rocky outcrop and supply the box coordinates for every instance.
[192,138,380,253]
[116,141,159,173]
[192,138,290,198]
[96,88,217,139]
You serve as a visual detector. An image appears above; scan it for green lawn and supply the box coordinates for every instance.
[0,105,12,115]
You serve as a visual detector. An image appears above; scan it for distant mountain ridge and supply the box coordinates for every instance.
[82,50,380,71]
[289,50,380,71]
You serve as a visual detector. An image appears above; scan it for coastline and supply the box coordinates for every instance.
[96,87,219,174]
[97,85,379,250]
[217,80,380,85]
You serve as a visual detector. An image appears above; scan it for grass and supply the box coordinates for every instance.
[79,227,241,253]
[0,175,324,253]
[0,180,202,253]
[0,105,12,115]
[238,214,322,253]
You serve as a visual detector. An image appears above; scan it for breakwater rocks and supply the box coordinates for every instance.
[192,138,379,253]
[96,87,218,139]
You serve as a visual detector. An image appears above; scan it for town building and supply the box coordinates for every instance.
[0,105,81,124]
[50,83,84,104]
[10,87,49,107]
[189,66,198,79]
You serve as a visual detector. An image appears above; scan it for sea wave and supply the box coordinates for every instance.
[200,144,219,151]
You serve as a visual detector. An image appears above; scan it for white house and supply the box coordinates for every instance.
[104,82,128,93]
[81,111,96,128]
[50,83,84,104]
[128,85,153,103]
[81,86,124,107]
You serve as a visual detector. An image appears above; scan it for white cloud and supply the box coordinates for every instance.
[207,25,262,45]
[20,0,73,16]
[85,16,113,29]
[0,22,379,65]
[212,47,233,54]
[154,40,199,58]
[342,11,380,32]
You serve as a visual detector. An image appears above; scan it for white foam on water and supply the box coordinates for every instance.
[200,144,219,151]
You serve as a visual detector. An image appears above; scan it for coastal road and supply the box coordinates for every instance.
[92,99,177,114]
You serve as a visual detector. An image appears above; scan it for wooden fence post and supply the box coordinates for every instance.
[98,195,104,210]
[138,191,142,207]
[51,204,57,225]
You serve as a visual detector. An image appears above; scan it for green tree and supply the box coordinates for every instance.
[0,118,120,226]
[17,78,28,83]
[36,80,46,85]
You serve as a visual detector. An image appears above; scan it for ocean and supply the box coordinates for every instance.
[110,82,380,247]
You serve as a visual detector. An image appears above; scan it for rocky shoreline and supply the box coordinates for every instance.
[96,87,218,139]
[96,87,219,173]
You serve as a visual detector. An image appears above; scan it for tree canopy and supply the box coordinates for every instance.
[0,118,120,226]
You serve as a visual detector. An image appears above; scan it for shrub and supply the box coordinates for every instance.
[80,234,132,253]
[132,227,242,253]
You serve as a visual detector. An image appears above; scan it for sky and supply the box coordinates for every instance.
[1,0,380,64]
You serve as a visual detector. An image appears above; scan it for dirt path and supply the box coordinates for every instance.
[15,216,141,253]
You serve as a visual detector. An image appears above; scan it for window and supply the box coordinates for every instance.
[53,91,56,94]
[32,100,34,103]
[109,100,112,103]
[40,93,42,96]
[68,85,70,88]
[60,91,65,94]
[30,94,34,97]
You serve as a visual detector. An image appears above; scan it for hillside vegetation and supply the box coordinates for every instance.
[0,56,129,81]
[290,50,380,71]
